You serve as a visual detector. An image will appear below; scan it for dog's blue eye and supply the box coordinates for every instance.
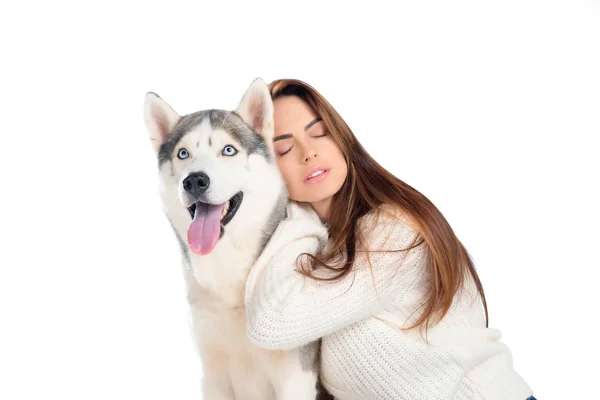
[177,148,189,160]
[222,145,237,156]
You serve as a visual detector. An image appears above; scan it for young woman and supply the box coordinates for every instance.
[244,78,535,400]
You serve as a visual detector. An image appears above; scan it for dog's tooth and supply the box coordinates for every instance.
[222,201,230,217]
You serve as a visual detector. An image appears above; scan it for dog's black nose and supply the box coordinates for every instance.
[183,172,210,197]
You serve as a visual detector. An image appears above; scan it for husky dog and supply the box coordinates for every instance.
[143,79,329,400]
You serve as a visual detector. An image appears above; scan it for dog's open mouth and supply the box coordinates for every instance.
[186,192,243,256]
[187,192,243,225]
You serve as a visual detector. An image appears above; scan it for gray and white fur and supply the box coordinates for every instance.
[143,78,331,400]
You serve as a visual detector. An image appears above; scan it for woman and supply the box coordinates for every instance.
[244,78,535,400]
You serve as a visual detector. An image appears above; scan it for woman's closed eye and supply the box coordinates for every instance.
[276,132,328,157]
[278,145,293,156]
[308,125,329,138]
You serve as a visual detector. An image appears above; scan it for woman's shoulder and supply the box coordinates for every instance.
[357,203,422,247]
[359,203,419,232]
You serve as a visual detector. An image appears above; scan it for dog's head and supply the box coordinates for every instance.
[144,78,285,256]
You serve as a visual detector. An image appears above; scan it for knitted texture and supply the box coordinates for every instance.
[245,203,533,400]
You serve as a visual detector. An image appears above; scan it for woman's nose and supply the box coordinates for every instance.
[302,147,317,163]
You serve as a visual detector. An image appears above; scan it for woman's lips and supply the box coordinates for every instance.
[304,167,331,183]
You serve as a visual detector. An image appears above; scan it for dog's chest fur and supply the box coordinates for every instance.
[187,280,294,399]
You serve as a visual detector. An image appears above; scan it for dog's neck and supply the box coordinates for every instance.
[183,224,266,308]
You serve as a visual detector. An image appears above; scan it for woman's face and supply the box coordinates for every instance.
[272,95,348,219]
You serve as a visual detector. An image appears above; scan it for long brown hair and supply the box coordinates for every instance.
[268,78,489,333]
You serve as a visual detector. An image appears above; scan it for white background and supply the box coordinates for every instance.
[1,1,598,399]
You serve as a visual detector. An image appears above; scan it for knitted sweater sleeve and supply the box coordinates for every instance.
[244,207,427,350]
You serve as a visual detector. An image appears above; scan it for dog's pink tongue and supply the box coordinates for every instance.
[187,202,224,255]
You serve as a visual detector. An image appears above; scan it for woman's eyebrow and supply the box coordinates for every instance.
[273,117,323,142]
[273,133,293,142]
[304,117,322,130]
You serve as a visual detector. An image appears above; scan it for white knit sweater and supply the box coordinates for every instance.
[245,202,533,400]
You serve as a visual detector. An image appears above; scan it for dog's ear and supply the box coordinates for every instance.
[235,78,274,139]
[144,92,181,154]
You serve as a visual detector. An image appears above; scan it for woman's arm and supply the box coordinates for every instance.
[245,204,427,350]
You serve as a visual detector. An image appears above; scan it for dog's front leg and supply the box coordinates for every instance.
[271,345,320,400]
[201,367,234,400]
[275,369,319,400]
